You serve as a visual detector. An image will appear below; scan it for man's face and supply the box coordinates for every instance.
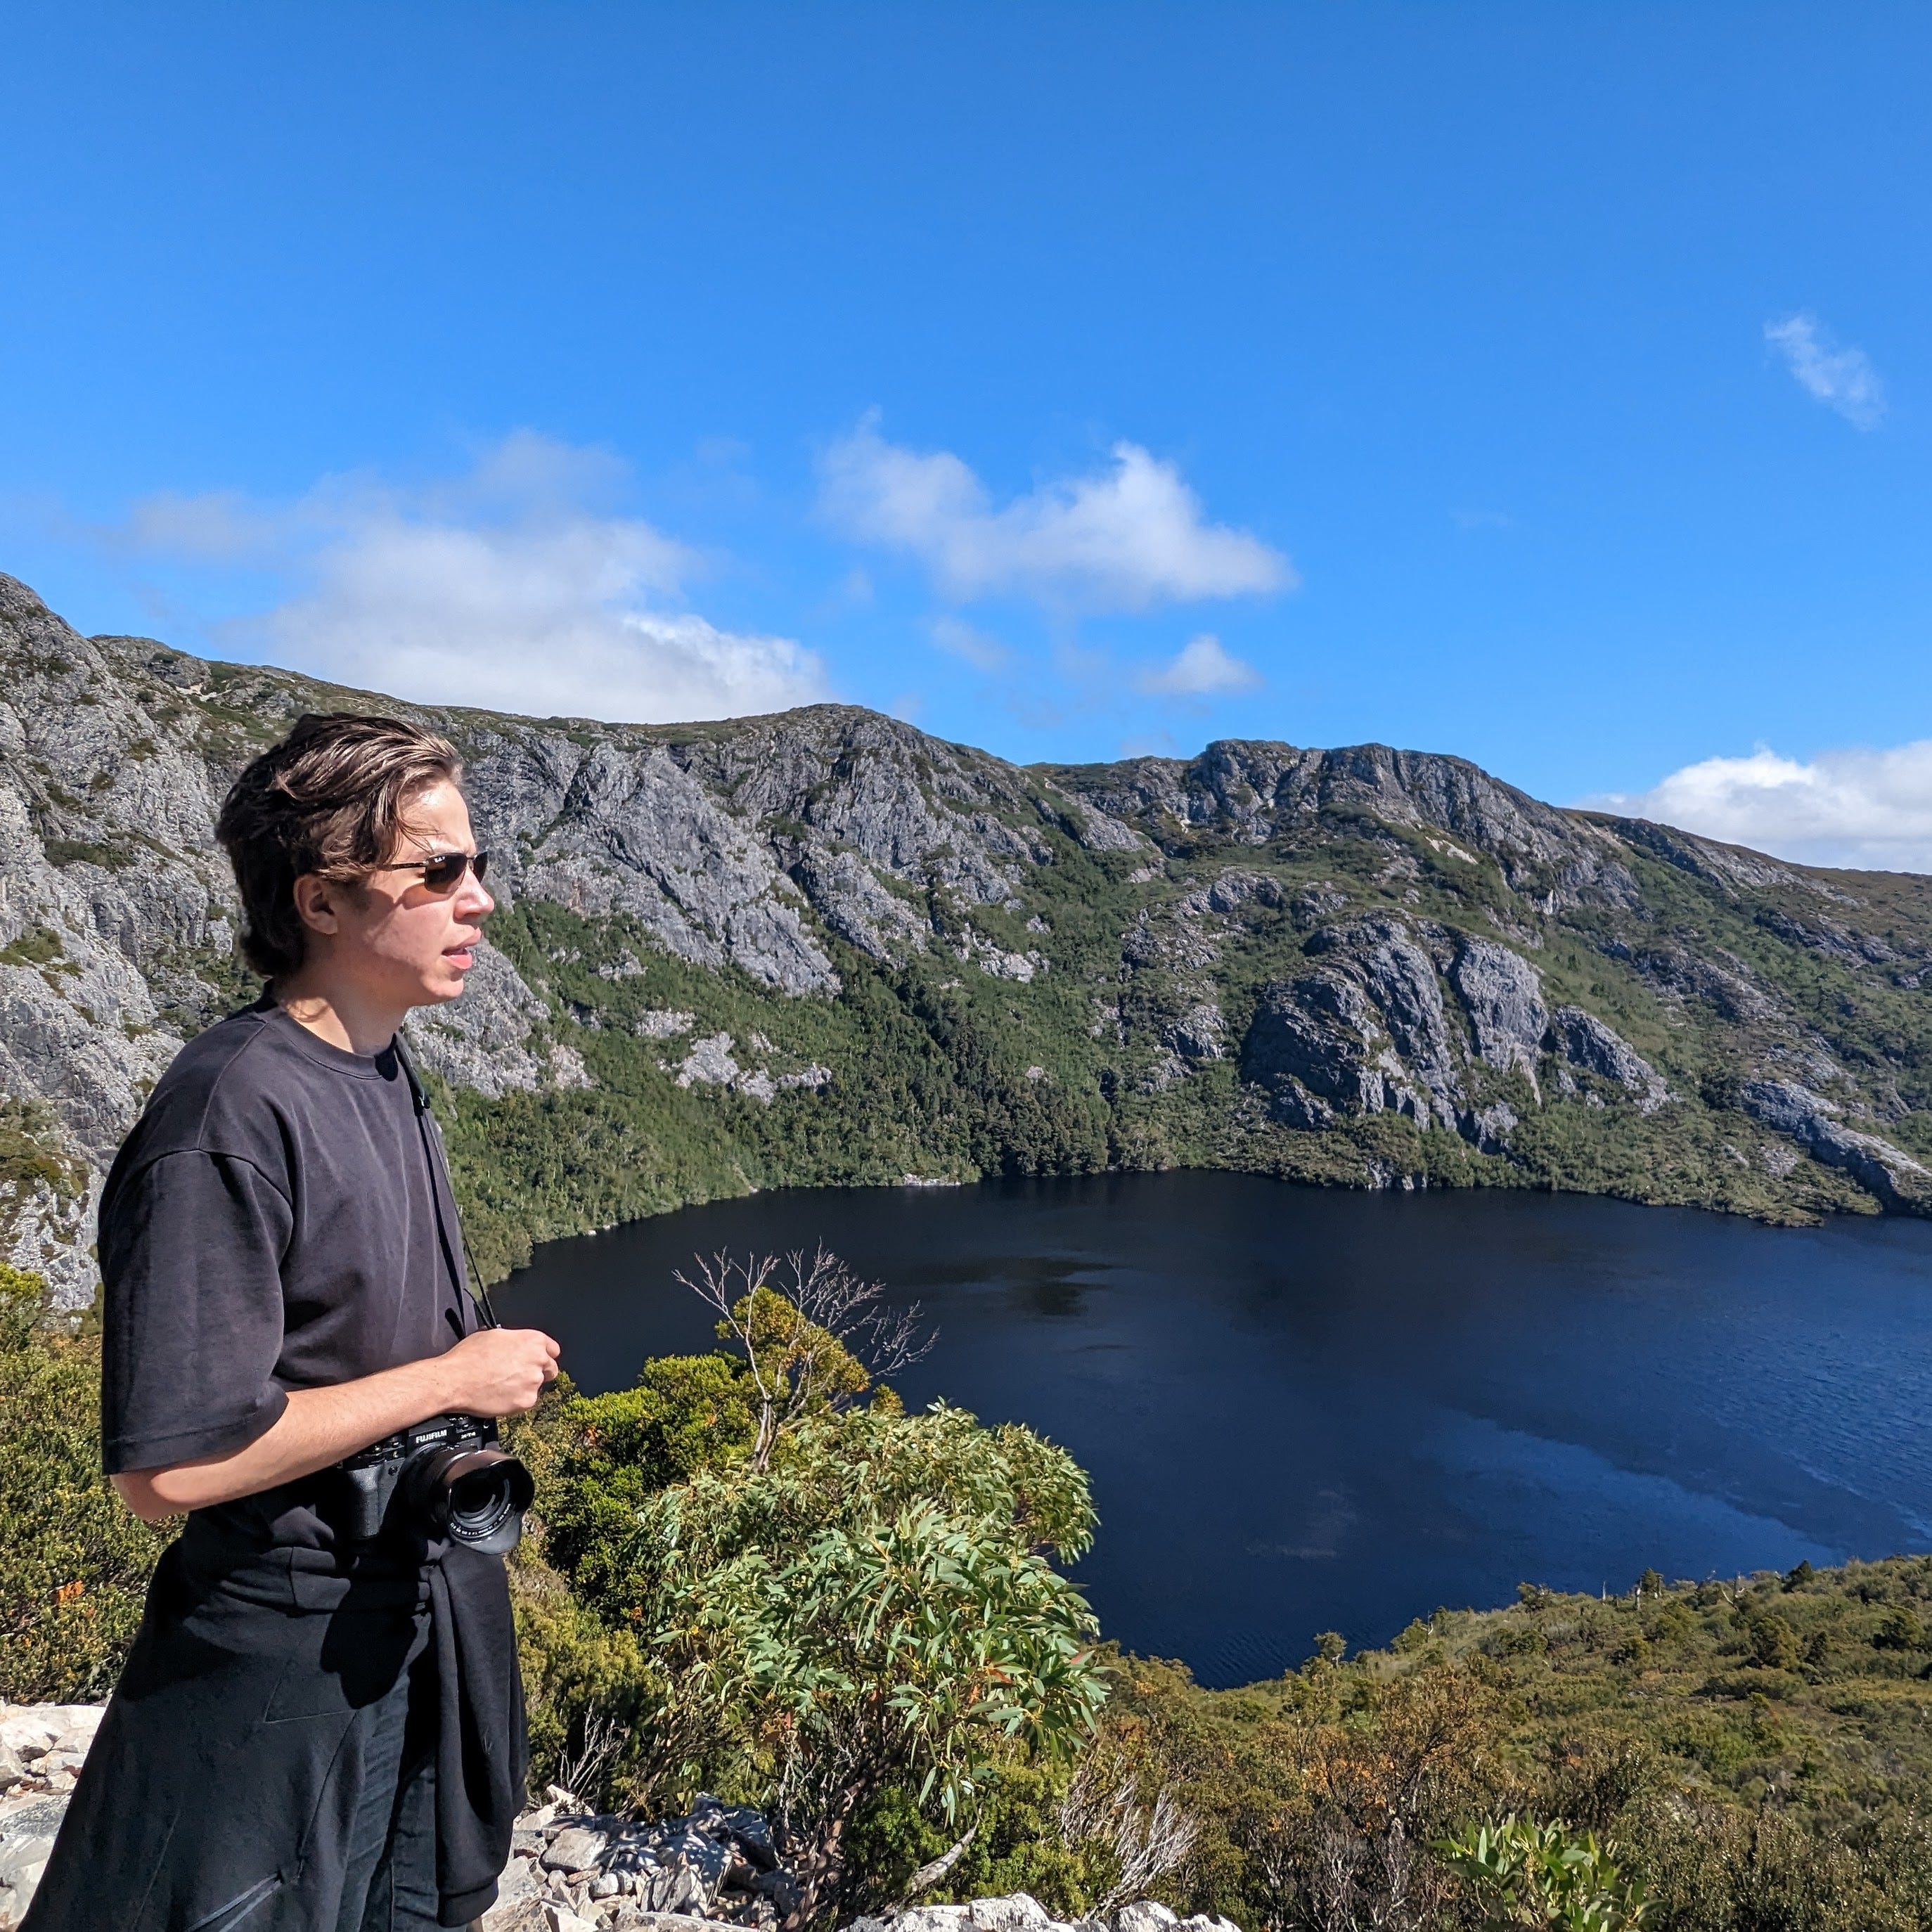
[298,779,495,1011]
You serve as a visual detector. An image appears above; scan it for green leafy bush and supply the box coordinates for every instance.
[0,1265,169,1701]
[528,1355,1108,1920]
[1438,1813,1651,1929]
[1873,1606,1925,1652]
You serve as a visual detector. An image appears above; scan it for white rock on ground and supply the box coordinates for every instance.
[0,1704,105,1930]
[0,1704,1237,1932]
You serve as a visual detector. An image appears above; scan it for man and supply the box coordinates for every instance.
[25,713,561,1932]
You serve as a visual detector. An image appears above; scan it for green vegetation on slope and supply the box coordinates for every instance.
[0,1266,169,1701]
[1099,1558,1932,1929]
[509,1347,1932,1930]
[440,895,1118,1279]
[7,572,1931,1277]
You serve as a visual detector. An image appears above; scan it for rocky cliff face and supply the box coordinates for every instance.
[3,571,1928,1306]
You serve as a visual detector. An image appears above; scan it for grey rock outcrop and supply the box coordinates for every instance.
[850,1898,1242,1932]
[1449,938,1548,1089]
[1311,919,1462,1126]
[1739,1080,1932,1213]
[1237,918,1685,1154]
[1548,1009,1668,1112]
[426,1786,794,1931]
[0,1162,96,1312]
[1242,970,1389,1128]
[1050,739,1640,908]
[468,733,842,998]
[1161,1003,1225,1063]
[404,939,551,1096]
[1240,919,1474,1138]
[479,1791,1237,1932]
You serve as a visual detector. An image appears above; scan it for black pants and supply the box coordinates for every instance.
[335,1640,440,1932]
[24,1542,451,1932]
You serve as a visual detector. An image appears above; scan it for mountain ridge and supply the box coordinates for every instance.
[3,569,1928,1308]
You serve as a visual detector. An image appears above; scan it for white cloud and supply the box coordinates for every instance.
[117,489,290,562]
[1588,741,1932,872]
[820,418,1294,611]
[1135,633,1263,698]
[929,614,1010,671]
[113,434,829,723]
[1765,314,1887,430]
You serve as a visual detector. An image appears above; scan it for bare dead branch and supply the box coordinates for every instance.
[555,1705,631,1815]
[674,1247,936,1468]
[1058,1751,1201,1914]
[901,1823,979,1902]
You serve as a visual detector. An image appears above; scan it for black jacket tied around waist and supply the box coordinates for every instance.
[21,1517,527,1931]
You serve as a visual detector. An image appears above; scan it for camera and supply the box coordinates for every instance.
[334,1413,534,1555]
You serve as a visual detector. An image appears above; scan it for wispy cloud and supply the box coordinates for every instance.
[107,433,829,723]
[1588,741,1932,872]
[1134,633,1263,698]
[929,614,1010,672]
[1765,314,1887,430]
[820,417,1294,611]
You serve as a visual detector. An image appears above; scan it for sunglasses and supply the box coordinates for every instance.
[375,849,491,893]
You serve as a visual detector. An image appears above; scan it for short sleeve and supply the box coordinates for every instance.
[99,1150,295,1474]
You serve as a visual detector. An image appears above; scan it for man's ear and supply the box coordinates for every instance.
[292,873,344,938]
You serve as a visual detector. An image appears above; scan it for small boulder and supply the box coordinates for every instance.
[1114,1904,1180,1932]
[968,1895,1053,1932]
[478,1857,542,1929]
[896,1906,976,1932]
[541,1826,610,1874]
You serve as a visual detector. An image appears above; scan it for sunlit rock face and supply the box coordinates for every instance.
[3,569,1928,1305]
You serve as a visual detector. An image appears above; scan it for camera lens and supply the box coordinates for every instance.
[401,1446,534,1556]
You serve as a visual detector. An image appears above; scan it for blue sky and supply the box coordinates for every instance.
[4,4,1930,865]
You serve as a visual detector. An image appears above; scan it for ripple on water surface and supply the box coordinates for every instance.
[498,1173,1932,1687]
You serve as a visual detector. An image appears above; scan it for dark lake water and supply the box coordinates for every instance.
[497,1173,1932,1688]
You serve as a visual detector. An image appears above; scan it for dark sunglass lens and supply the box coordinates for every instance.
[471,850,489,884]
[422,854,465,890]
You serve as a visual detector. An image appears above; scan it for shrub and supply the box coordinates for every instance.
[1743,1609,1801,1671]
[547,1386,1108,1920]
[0,1266,168,1701]
[1874,1606,1926,1653]
[1438,1812,1651,1929]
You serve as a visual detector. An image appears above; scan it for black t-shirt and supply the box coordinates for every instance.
[98,995,479,1550]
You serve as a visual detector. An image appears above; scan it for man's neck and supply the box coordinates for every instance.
[273,974,408,1057]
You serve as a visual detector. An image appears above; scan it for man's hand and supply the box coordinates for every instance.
[434,1326,561,1418]
[112,1324,563,1522]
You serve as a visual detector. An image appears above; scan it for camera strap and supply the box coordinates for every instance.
[392,1031,502,1332]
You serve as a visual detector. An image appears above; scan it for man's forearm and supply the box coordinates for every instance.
[110,1324,560,1523]
[110,1355,456,1522]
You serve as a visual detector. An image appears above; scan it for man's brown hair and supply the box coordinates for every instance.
[216,713,463,982]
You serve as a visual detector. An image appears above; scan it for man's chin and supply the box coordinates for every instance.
[420,962,472,1003]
